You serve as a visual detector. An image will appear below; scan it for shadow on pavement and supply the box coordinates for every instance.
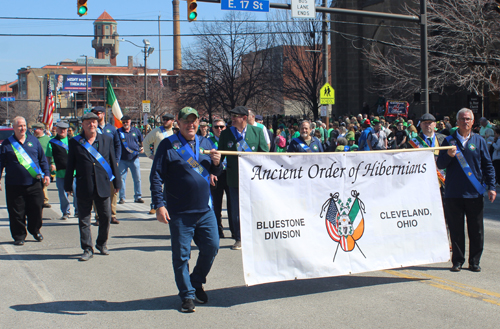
[112,235,170,240]
[10,275,422,314]
[0,253,81,260]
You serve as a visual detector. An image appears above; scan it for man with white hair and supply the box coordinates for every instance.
[437,108,496,273]
[247,109,270,150]
[287,120,323,152]
[0,117,50,245]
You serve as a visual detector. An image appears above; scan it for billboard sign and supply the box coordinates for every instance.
[55,74,92,92]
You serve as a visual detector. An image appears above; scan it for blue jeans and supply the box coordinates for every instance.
[56,177,77,216]
[228,186,240,241]
[118,158,142,200]
[169,210,219,300]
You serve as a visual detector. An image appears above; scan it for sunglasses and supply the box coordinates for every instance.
[213,125,225,129]
[163,118,172,121]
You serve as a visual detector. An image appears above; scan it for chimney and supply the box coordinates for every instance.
[127,56,133,69]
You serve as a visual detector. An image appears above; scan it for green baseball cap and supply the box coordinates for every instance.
[178,107,199,120]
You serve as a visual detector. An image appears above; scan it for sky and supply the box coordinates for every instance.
[0,0,276,84]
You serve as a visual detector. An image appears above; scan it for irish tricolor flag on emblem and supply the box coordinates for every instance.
[321,191,366,261]
[106,80,123,128]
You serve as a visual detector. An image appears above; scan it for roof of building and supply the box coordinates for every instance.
[41,64,178,77]
[95,11,116,23]
[0,80,17,93]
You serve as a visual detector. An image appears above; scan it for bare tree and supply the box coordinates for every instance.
[181,12,278,120]
[117,76,175,125]
[270,10,326,120]
[364,0,500,103]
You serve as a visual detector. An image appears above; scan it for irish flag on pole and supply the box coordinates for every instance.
[106,80,123,128]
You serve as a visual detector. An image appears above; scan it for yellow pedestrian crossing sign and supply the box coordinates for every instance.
[320,83,335,105]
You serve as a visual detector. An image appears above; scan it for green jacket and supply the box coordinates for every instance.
[218,125,269,187]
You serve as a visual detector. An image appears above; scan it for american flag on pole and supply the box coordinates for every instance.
[41,78,55,130]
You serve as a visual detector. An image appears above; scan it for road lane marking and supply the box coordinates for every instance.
[2,244,55,302]
[384,269,500,307]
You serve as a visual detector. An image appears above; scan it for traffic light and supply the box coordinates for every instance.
[187,0,197,22]
[77,0,88,17]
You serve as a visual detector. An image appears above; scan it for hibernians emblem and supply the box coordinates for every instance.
[251,146,255,150]
[228,141,234,148]
[199,147,204,153]
[106,129,111,133]
[320,190,366,262]
[469,143,476,151]
[132,133,136,137]
[27,142,33,147]
[79,138,86,145]
[313,144,318,151]
[172,141,181,150]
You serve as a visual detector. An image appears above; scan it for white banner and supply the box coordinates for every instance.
[238,151,450,286]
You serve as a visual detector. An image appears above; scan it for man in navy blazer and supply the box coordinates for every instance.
[65,112,121,261]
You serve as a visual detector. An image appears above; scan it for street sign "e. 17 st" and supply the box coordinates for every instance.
[221,0,270,12]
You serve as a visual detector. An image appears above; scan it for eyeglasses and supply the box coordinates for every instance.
[213,125,225,129]
[231,114,243,118]
[458,117,472,122]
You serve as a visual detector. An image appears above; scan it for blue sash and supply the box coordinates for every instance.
[49,138,69,151]
[118,128,138,156]
[446,135,486,194]
[168,133,212,207]
[8,136,44,179]
[73,135,115,182]
[293,137,312,152]
[230,126,252,152]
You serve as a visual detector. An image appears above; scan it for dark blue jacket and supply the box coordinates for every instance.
[287,136,324,152]
[0,134,50,185]
[98,123,121,160]
[437,131,495,198]
[118,127,143,161]
[150,133,221,215]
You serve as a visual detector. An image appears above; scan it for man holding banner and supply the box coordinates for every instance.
[150,107,221,313]
[0,117,51,245]
[287,120,324,153]
[437,108,496,273]
[65,112,121,261]
[218,106,269,250]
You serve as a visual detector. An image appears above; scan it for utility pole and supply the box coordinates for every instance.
[173,0,182,69]
[322,0,329,124]
[420,0,429,114]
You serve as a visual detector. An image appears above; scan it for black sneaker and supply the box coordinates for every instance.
[195,287,208,304]
[181,299,195,313]
[79,249,93,261]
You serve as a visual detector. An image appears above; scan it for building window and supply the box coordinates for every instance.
[106,25,109,29]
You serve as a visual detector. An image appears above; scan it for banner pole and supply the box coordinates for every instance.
[204,146,456,156]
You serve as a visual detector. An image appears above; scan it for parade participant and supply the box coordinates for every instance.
[437,108,496,272]
[91,106,121,225]
[208,118,233,238]
[408,113,446,190]
[32,123,52,208]
[0,117,50,245]
[479,117,494,139]
[65,112,121,261]
[394,121,408,149]
[218,106,269,250]
[443,116,452,131]
[150,107,222,313]
[287,121,324,152]
[117,115,144,204]
[247,110,271,149]
[143,113,175,214]
[197,119,210,138]
[46,121,76,220]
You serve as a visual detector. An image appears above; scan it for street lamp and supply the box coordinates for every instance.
[80,55,89,109]
[121,38,154,127]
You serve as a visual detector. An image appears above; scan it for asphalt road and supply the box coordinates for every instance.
[1,156,500,328]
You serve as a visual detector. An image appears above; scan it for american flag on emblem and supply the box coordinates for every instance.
[41,79,55,130]
[158,72,164,87]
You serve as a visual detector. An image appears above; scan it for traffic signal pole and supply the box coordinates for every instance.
[195,0,428,113]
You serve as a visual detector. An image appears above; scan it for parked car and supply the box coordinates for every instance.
[0,127,14,144]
